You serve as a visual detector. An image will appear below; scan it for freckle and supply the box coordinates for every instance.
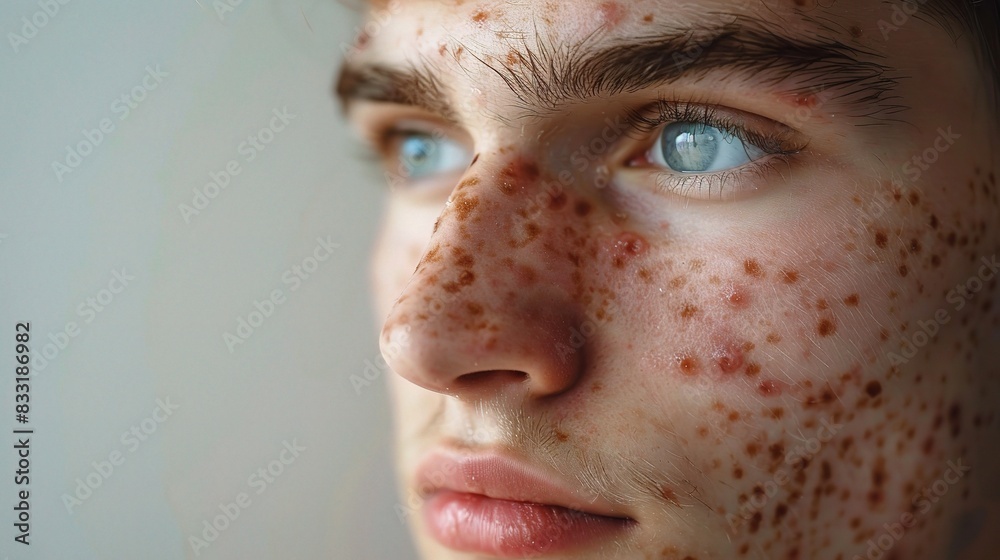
[879,328,890,341]
[437,43,447,56]
[865,380,882,397]
[748,511,762,533]
[844,294,860,307]
[818,319,836,337]
[555,430,569,442]
[509,221,541,248]
[743,259,764,278]
[499,158,539,194]
[746,442,760,457]
[733,466,744,479]
[781,269,799,284]
[456,176,479,191]
[591,382,603,392]
[642,13,654,22]
[745,362,761,377]
[610,232,647,268]
[472,9,489,22]
[816,298,829,310]
[767,406,784,419]
[766,332,782,344]
[574,200,592,216]
[638,268,653,282]
[454,46,464,60]
[680,303,699,319]
[453,194,480,221]
[659,485,681,507]
[850,24,863,38]
[758,379,782,397]
[898,264,908,277]
[466,302,483,315]
[505,50,520,65]
[728,410,740,422]
[929,214,939,229]
[696,425,710,438]
[547,191,567,210]
[874,230,888,248]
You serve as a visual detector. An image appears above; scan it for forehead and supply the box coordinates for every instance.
[358,0,871,61]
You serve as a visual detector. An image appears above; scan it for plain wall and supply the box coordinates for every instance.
[0,1,416,558]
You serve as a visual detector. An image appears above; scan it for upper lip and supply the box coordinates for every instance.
[414,448,634,519]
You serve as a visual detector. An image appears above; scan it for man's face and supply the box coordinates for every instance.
[341,0,1000,558]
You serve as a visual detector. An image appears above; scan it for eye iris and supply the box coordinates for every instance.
[662,122,728,172]
[400,134,437,176]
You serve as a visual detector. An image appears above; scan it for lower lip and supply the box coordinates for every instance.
[424,490,633,557]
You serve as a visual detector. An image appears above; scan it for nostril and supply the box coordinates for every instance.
[455,370,529,391]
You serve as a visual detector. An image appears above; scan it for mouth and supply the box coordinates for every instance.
[414,449,637,557]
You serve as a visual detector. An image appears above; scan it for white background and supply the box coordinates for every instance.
[0,1,415,558]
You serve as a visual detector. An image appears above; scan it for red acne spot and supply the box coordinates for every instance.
[713,343,745,374]
[598,1,624,26]
[818,318,836,337]
[743,259,764,278]
[724,283,750,308]
[574,200,592,216]
[758,379,783,397]
[499,158,539,195]
[610,232,647,268]
[676,354,699,375]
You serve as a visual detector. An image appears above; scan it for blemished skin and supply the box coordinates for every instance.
[339,0,1000,558]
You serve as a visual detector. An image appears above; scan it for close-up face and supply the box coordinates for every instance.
[339,0,1000,558]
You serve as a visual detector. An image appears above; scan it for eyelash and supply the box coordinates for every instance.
[623,98,806,200]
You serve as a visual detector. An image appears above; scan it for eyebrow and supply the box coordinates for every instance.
[335,18,903,121]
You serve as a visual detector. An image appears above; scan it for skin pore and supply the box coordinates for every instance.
[339,1,1000,558]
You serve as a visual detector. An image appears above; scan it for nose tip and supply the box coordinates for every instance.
[379,300,584,400]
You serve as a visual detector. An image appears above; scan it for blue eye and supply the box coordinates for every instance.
[394,132,470,180]
[651,122,766,173]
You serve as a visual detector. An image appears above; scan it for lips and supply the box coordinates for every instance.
[414,450,636,557]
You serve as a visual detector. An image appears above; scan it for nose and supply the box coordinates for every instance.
[379,155,585,401]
